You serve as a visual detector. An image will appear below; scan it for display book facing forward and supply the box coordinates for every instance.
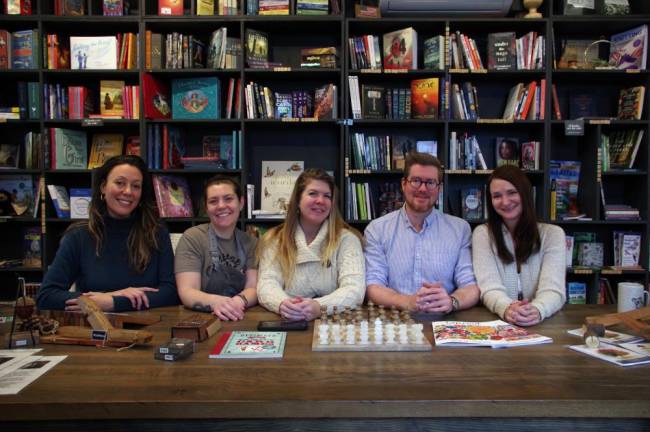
[312,303,430,352]
[432,320,553,348]
[209,331,286,358]
[567,327,650,367]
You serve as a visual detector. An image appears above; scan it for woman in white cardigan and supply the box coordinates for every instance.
[472,165,566,327]
[257,168,365,321]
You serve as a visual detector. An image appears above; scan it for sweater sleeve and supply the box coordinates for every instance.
[472,224,513,319]
[112,226,179,312]
[530,225,567,320]
[314,232,366,312]
[36,229,84,311]
[256,240,291,314]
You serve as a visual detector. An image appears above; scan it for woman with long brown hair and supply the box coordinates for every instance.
[472,165,566,326]
[257,168,365,321]
[37,155,178,311]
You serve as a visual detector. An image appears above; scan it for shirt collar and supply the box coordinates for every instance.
[399,204,438,232]
[295,222,329,264]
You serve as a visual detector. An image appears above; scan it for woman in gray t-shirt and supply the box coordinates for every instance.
[174,176,257,321]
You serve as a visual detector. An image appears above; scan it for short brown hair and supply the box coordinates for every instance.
[204,175,242,204]
[404,151,444,182]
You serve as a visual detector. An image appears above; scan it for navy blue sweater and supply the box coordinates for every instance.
[37,216,179,312]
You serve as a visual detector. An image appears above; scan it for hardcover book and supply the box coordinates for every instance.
[549,160,581,219]
[567,281,587,304]
[143,74,171,119]
[313,84,336,120]
[361,85,385,119]
[11,29,39,69]
[171,77,220,119]
[99,80,125,117]
[103,0,123,16]
[423,35,444,70]
[383,27,417,70]
[410,78,439,120]
[53,128,88,170]
[209,331,286,358]
[22,226,41,267]
[495,137,519,167]
[159,0,183,15]
[260,160,303,213]
[460,187,482,221]
[520,141,539,170]
[432,320,553,348]
[617,86,645,120]
[0,143,20,168]
[152,174,194,218]
[69,188,91,219]
[70,36,117,70]
[5,0,31,14]
[487,32,516,71]
[88,134,124,169]
[608,24,647,70]
[245,29,269,67]
[46,184,70,218]
[59,0,85,15]
[0,174,34,216]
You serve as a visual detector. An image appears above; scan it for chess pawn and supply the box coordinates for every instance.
[332,306,340,323]
[332,322,342,344]
[385,322,396,344]
[398,322,408,344]
[319,322,330,345]
[345,323,355,344]
[320,305,328,321]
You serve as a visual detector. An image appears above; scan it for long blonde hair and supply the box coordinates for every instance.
[259,168,362,286]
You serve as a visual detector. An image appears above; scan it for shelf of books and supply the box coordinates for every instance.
[0,0,648,302]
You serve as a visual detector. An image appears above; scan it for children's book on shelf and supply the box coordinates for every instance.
[608,129,644,169]
[69,37,117,70]
[460,187,482,220]
[46,185,70,218]
[613,231,641,267]
[487,32,516,71]
[51,128,88,170]
[410,78,439,119]
[22,226,41,267]
[432,320,553,348]
[569,342,650,367]
[577,242,604,268]
[69,188,91,219]
[87,134,123,169]
[171,77,220,119]
[125,136,140,156]
[11,29,39,69]
[143,74,171,119]
[260,161,304,213]
[495,137,519,167]
[617,86,645,120]
[152,175,194,218]
[209,331,286,359]
[549,160,581,219]
[567,281,587,304]
[520,141,539,170]
[56,0,85,15]
[313,84,336,120]
[5,0,32,14]
[99,80,125,117]
[196,0,214,14]
[103,0,124,16]
[159,0,183,15]
[608,24,648,70]
[0,175,34,216]
[383,27,417,70]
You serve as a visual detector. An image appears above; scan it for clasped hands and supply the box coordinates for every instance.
[279,296,320,321]
[211,295,247,321]
[65,287,159,311]
[504,300,541,327]
[412,281,453,314]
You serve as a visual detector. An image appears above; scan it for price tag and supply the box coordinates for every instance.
[565,119,584,136]
[82,118,104,127]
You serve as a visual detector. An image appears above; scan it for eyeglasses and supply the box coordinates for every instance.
[406,177,441,190]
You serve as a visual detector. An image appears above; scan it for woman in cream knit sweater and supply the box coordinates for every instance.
[472,165,566,326]
[257,168,365,321]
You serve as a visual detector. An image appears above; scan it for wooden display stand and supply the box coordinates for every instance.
[585,306,650,340]
[41,297,154,348]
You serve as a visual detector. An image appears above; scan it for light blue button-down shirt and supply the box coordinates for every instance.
[364,206,476,295]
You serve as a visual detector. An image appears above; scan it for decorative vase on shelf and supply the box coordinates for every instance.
[523,0,543,18]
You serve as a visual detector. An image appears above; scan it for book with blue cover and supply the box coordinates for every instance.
[11,29,39,69]
[171,77,220,119]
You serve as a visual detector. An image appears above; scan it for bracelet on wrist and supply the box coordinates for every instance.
[450,295,460,313]
[236,293,249,308]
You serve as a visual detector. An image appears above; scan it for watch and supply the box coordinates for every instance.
[450,295,460,313]
[236,293,249,308]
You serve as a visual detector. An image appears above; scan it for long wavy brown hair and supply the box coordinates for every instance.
[67,155,161,273]
[259,168,362,287]
[485,165,540,266]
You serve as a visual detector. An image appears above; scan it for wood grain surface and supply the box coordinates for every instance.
[1,305,649,431]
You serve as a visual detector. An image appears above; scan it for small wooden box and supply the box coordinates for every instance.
[171,314,220,342]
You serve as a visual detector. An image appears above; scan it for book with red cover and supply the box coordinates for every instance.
[0,30,10,69]
[152,174,194,218]
[143,74,171,119]
[410,78,439,119]
[158,0,183,15]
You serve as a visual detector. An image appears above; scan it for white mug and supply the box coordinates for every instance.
[617,282,649,313]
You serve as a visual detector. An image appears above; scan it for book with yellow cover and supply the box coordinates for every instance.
[88,134,123,169]
[100,80,125,117]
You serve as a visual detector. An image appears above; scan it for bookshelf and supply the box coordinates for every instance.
[0,0,648,304]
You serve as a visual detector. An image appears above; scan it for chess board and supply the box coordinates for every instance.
[311,305,432,352]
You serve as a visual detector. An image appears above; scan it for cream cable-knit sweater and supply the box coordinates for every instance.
[257,223,365,314]
[472,223,566,320]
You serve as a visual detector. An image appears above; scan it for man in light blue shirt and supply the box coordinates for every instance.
[365,152,479,313]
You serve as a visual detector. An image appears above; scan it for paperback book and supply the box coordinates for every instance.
[383,27,417,70]
[209,331,286,358]
[567,327,644,345]
[569,342,650,367]
[608,24,648,71]
[260,161,303,213]
[152,174,194,218]
[432,320,553,348]
[69,36,117,70]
